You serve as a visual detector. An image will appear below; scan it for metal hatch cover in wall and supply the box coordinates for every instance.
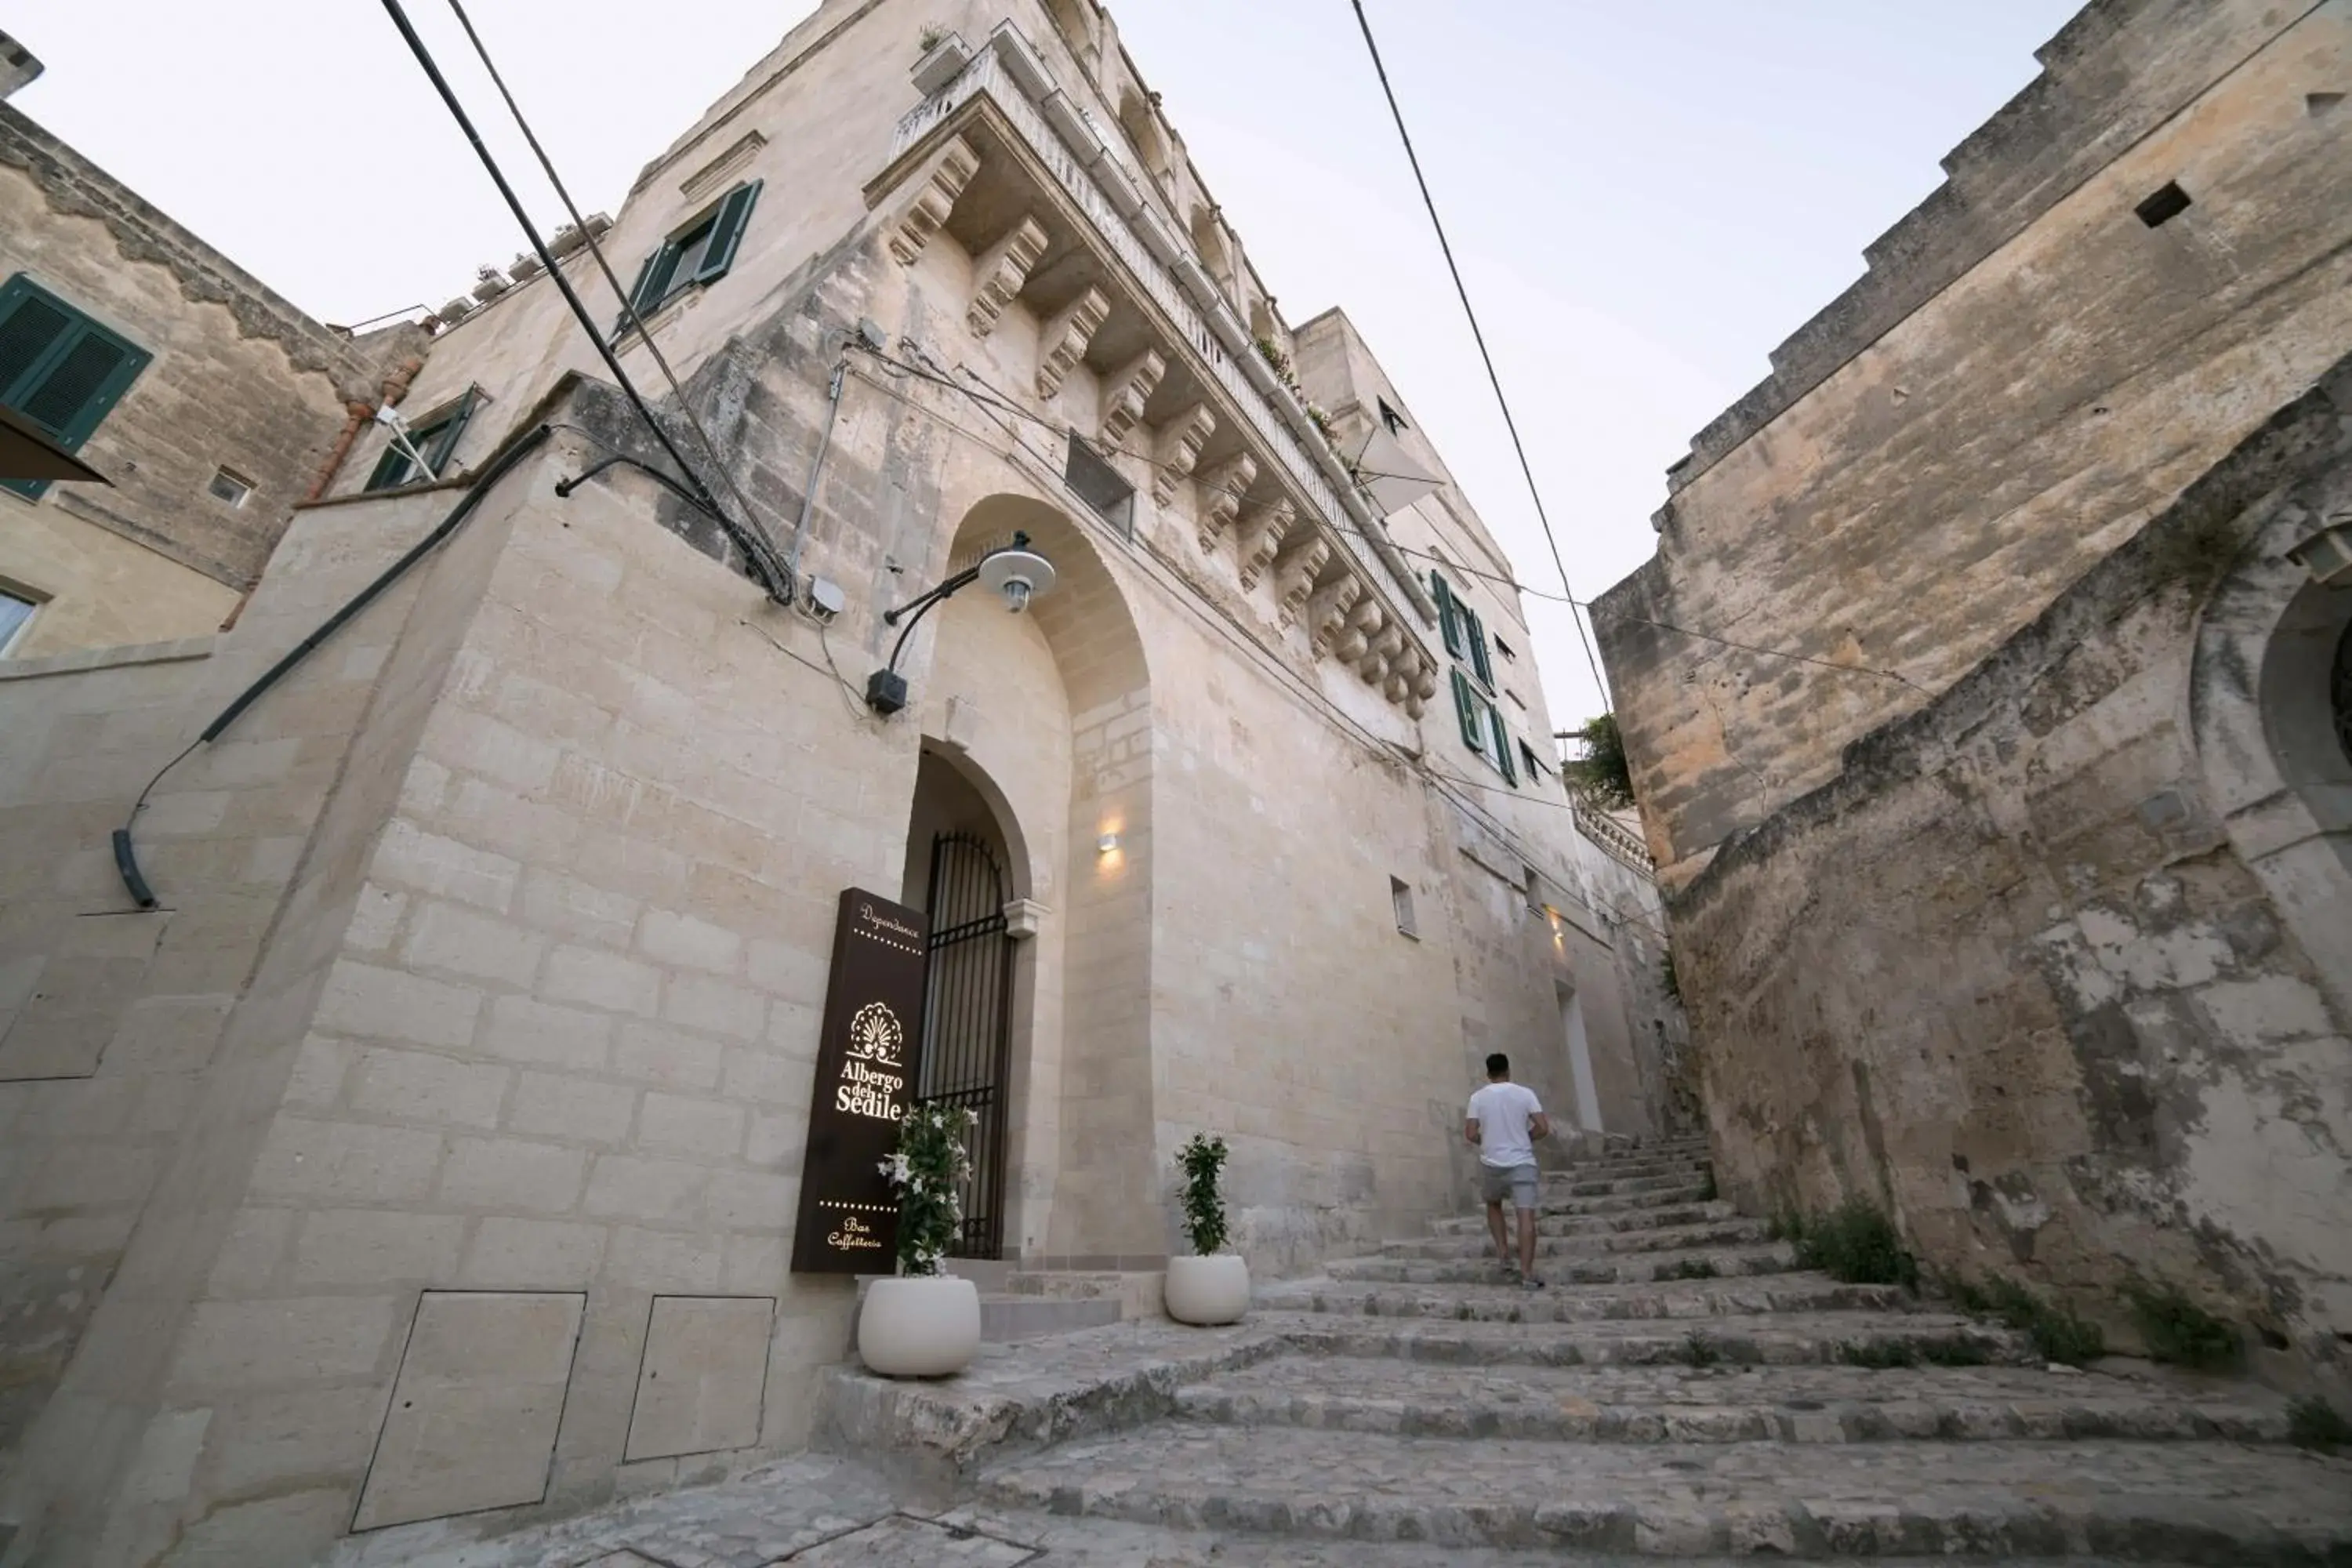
[790,888,932,1273]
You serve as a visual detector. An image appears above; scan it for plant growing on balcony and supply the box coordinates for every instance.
[1562,713,1635,808]
[1304,403,1338,446]
[1176,1133,1231,1256]
[917,24,947,53]
[1254,336,1295,385]
[879,1102,974,1276]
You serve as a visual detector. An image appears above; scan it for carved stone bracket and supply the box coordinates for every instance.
[888,136,981,267]
[1098,348,1166,448]
[1308,574,1364,659]
[967,215,1049,338]
[1333,595,1384,665]
[1361,621,1405,684]
[1273,533,1330,627]
[1036,286,1109,398]
[1194,453,1256,553]
[1150,405,1217,506]
[1406,654,1438,719]
[1234,497,1294,591]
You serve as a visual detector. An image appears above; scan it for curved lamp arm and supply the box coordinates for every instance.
[880,530,1032,676]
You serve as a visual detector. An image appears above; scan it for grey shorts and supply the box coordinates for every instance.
[1479,1163,1539,1209]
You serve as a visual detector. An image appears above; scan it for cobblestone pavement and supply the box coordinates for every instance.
[360,1138,2352,1565]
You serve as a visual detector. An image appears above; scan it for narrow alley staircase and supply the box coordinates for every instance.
[956,1137,2352,1563]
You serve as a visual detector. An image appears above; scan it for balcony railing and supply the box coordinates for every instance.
[888,31,1432,624]
[1572,797,1655,878]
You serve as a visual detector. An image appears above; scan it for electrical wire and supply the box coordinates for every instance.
[438,0,792,588]
[375,0,790,602]
[1348,0,1612,710]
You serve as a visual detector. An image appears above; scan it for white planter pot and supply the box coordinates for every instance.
[858,1275,981,1377]
[1163,1253,1250,1326]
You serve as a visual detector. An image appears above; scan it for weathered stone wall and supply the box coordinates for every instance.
[1675,360,2352,1397]
[0,107,401,632]
[1596,0,2352,886]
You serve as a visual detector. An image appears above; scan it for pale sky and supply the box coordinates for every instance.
[5,0,2080,731]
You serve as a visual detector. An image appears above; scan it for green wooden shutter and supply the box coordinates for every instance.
[620,244,671,331]
[1464,604,1494,689]
[420,390,477,476]
[0,276,150,501]
[692,180,762,285]
[1451,668,1483,753]
[1490,704,1517,785]
[1432,571,1464,659]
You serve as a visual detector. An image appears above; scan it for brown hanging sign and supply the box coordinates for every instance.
[790,887,931,1274]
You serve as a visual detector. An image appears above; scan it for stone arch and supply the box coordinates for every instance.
[910,491,1158,1259]
[2190,476,2352,1018]
[1189,204,1234,290]
[1116,87,1171,187]
[1043,0,1099,69]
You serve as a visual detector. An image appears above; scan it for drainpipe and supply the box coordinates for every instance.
[785,360,848,590]
[306,356,425,503]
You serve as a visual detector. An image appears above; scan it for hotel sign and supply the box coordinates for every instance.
[790,888,931,1274]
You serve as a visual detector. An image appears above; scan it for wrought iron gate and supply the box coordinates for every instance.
[918,833,1014,1258]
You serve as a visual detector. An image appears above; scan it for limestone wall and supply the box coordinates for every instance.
[1596,0,2352,886]
[1672,362,2352,1397]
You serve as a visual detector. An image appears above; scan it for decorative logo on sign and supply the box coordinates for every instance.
[847,1000,904,1066]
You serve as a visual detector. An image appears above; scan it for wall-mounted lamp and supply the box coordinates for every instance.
[2287,514,2352,586]
[1097,832,1120,854]
[866,532,1058,714]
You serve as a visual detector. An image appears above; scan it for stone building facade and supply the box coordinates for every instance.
[0,58,428,662]
[1597,0,2351,1396]
[0,2,1675,1562]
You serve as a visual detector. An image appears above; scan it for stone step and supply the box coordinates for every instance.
[981,1293,1122,1341]
[1541,1167,1715,1197]
[1429,1202,1745,1239]
[978,1427,2352,1561]
[1425,1214,1769,1252]
[941,1504,2164,1568]
[1258,1274,1919,1325]
[1338,1242,1799,1287]
[1270,1308,2025,1368]
[1171,1355,2293,1445]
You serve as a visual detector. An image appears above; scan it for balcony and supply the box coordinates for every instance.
[867,24,1440,718]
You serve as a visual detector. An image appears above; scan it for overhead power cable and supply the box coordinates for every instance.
[375,0,790,601]
[1348,0,1612,709]
[437,0,791,587]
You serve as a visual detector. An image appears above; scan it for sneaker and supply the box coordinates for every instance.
[1521,1276,1546,1290]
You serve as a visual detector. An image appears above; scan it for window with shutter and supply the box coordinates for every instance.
[1464,604,1494,690]
[615,181,762,336]
[0,274,151,502]
[1490,704,1516,786]
[365,389,479,492]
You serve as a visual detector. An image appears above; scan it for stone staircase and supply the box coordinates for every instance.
[915,1137,2352,1563]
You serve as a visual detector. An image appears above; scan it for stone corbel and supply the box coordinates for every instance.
[1036,287,1110,399]
[1406,655,1438,719]
[1332,595,1384,665]
[1150,405,1217,506]
[1361,621,1405,684]
[888,135,981,267]
[1234,497,1294,591]
[1308,574,1364,659]
[1098,348,1167,448]
[1273,532,1330,627]
[1194,452,1257,552]
[966,215,1050,339]
[1003,898,1047,940]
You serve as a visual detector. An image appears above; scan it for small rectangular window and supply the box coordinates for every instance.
[0,582,44,655]
[1493,634,1515,662]
[1064,432,1134,535]
[207,466,252,507]
[1519,739,1543,780]
[0,274,151,502]
[2136,181,2191,228]
[1390,876,1417,938]
[1377,396,1407,435]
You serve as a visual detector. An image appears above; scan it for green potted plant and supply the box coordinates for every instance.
[1164,1133,1250,1324]
[857,1102,982,1377]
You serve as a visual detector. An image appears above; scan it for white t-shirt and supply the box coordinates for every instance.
[1468,1081,1544,1169]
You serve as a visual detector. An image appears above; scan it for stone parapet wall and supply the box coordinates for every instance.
[1669,359,2352,1399]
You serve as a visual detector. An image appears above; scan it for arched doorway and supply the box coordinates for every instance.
[901,750,1021,1258]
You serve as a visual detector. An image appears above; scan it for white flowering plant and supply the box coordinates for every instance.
[879,1102,975,1277]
